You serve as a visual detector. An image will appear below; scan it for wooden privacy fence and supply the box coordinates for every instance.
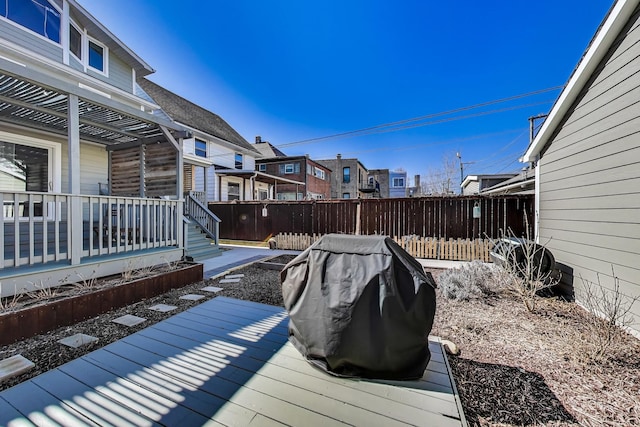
[209,195,534,242]
[274,232,495,262]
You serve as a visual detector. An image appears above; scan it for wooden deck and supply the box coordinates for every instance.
[0,297,467,426]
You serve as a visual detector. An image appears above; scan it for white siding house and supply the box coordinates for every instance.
[0,0,189,295]
[523,0,640,336]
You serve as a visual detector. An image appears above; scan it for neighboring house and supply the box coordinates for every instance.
[0,0,188,295]
[316,155,368,199]
[480,170,535,195]
[461,174,518,195]
[389,169,408,198]
[364,169,390,198]
[522,0,640,336]
[253,136,287,158]
[137,78,297,203]
[255,155,331,200]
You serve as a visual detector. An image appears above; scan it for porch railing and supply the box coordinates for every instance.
[1,191,182,269]
[184,192,220,245]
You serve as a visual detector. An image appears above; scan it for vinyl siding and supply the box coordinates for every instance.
[68,55,84,72]
[60,141,108,195]
[87,51,134,93]
[538,4,640,329]
[0,18,62,62]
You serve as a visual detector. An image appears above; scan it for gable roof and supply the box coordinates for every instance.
[69,0,154,76]
[522,0,638,162]
[137,78,258,154]
[254,142,288,157]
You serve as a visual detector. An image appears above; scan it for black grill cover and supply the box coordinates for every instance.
[281,234,437,380]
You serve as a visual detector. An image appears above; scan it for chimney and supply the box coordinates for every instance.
[255,136,262,143]
[414,174,421,188]
[337,154,342,160]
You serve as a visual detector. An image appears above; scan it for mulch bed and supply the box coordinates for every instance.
[2,254,639,427]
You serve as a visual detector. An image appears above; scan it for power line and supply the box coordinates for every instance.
[275,86,562,148]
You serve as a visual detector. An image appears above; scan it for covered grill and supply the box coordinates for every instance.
[281,234,437,380]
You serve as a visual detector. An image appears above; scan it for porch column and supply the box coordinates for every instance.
[176,139,184,198]
[68,94,82,265]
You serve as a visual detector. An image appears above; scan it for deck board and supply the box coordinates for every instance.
[0,296,466,426]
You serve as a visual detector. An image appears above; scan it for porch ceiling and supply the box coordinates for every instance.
[0,73,167,146]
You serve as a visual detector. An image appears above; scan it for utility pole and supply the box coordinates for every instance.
[529,114,548,143]
[456,152,474,195]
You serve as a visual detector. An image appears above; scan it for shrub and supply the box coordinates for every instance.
[438,260,497,301]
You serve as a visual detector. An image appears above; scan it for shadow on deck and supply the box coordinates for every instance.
[0,297,466,426]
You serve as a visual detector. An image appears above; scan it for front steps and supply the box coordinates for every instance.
[185,223,221,262]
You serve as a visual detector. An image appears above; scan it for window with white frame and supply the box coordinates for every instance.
[392,177,405,187]
[235,153,243,169]
[1,0,61,43]
[279,163,300,174]
[194,139,207,158]
[314,167,325,180]
[88,38,107,73]
[69,23,82,60]
[0,134,61,220]
[258,164,266,172]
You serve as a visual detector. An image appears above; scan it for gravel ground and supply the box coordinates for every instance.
[2,254,639,427]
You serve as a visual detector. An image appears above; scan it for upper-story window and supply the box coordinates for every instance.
[393,177,405,187]
[1,0,61,43]
[235,153,243,169]
[279,163,300,174]
[194,139,207,158]
[88,39,107,73]
[258,164,266,172]
[69,23,82,59]
[343,167,351,183]
[314,167,325,180]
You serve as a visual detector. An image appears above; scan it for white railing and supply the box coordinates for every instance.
[0,191,182,269]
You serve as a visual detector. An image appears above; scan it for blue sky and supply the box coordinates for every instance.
[83,0,613,186]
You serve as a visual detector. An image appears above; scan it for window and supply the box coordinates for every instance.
[393,177,405,187]
[343,167,350,183]
[227,182,240,201]
[88,39,106,72]
[342,193,351,199]
[368,176,374,185]
[314,167,325,180]
[235,153,243,169]
[0,135,61,220]
[258,189,268,200]
[69,24,82,60]
[258,164,266,172]
[1,0,61,43]
[194,139,207,158]
[280,163,300,174]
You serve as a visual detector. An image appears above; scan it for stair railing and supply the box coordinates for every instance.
[184,192,220,245]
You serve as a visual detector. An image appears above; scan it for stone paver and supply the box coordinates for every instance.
[0,355,35,382]
[201,286,223,293]
[148,304,178,313]
[219,278,241,284]
[58,333,99,349]
[225,274,245,279]
[180,294,205,301]
[112,314,147,327]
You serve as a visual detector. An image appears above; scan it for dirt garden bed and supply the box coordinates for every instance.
[1,254,639,426]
